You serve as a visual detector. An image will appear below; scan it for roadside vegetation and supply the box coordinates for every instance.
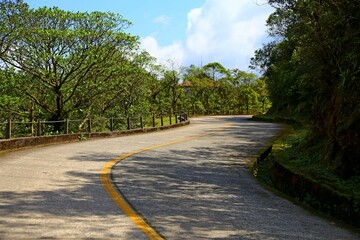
[251,0,360,226]
[0,0,270,137]
[251,0,360,183]
[257,124,360,200]
[255,123,360,226]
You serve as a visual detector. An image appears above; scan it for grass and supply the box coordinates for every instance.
[257,126,360,200]
[254,123,360,228]
[154,116,179,126]
[129,116,180,128]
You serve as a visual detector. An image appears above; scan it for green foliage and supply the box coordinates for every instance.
[182,64,267,115]
[78,134,87,141]
[251,0,360,178]
[256,125,360,227]
[0,1,269,137]
[0,0,28,57]
[0,68,32,121]
[270,127,360,199]
[0,1,139,123]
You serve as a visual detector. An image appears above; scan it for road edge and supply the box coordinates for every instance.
[99,123,233,239]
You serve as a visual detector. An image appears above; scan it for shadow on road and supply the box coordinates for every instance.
[1,116,357,239]
[109,118,357,240]
[0,151,146,239]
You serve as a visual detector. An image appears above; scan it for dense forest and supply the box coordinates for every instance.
[251,0,360,178]
[0,0,269,134]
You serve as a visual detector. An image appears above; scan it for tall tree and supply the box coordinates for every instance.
[252,0,360,177]
[0,4,138,123]
[0,0,28,58]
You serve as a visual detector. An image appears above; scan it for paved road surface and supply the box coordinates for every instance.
[0,116,358,239]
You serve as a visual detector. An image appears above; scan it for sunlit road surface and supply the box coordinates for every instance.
[0,116,358,239]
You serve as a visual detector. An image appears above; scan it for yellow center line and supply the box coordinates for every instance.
[100,123,233,240]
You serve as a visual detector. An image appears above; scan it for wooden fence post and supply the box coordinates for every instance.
[140,117,143,129]
[37,120,42,136]
[160,115,164,126]
[64,119,69,134]
[30,121,34,136]
[110,117,114,131]
[6,119,11,139]
[127,116,131,130]
[152,114,155,127]
[88,117,92,133]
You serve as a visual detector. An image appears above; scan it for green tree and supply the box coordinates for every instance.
[163,69,181,114]
[182,63,265,115]
[183,65,216,114]
[0,5,138,124]
[253,78,270,113]
[203,62,228,81]
[252,0,360,177]
[0,0,28,58]
[0,69,26,120]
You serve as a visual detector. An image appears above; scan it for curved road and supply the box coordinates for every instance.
[0,116,358,239]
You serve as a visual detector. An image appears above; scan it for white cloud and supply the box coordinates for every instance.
[153,15,171,26]
[187,8,202,32]
[140,36,184,68]
[140,0,273,71]
[185,0,273,70]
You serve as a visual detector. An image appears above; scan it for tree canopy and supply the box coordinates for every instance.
[0,0,269,135]
[251,0,360,177]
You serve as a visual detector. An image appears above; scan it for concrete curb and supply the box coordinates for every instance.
[271,159,360,227]
[0,120,190,152]
[251,145,273,177]
[248,118,360,228]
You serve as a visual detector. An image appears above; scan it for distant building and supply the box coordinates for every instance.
[179,81,192,95]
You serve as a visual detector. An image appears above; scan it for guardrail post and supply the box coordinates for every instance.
[30,121,34,136]
[160,115,164,126]
[64,119,69,134]
[88,117,92,133]
[127,116,131,130]
[140,117,143,129]
[6,119,11,139]
[110,117,114,131]
[37,120,42,136]
[152,114,155,127]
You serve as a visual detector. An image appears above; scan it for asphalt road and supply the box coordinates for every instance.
[0,116,358,239]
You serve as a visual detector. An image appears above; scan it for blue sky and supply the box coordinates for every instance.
[24,0,273,71]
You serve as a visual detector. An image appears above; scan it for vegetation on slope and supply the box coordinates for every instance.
[251,0,360,179]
